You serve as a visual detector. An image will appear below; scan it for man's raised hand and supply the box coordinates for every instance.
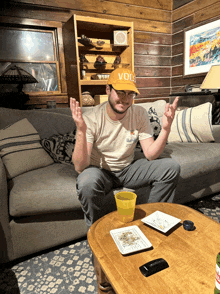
[70,98,87,132]
[162,97,179,131]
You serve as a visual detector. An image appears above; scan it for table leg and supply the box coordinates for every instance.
[93,255,116,294]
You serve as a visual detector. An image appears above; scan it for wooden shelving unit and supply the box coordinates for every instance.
[73,15,134,106]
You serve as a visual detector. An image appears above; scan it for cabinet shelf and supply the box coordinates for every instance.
[78,41,129,52]
[80,80,108,85]
[74,15,134,107]
[80,62,130,70]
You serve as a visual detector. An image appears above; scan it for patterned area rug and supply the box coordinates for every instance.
[186,193,220,223]
[0,239,97,294]
[0,193,219,294]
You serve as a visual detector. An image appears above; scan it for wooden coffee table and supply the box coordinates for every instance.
[87,203,220,294]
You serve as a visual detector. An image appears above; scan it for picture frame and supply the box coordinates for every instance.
[184,18,220,77]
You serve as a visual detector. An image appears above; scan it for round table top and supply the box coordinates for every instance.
[88,202,220,294]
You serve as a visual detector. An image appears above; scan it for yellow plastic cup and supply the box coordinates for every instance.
[115,191,137,223]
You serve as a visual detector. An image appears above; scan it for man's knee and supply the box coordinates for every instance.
[76,167,104,193]
[159,158,181,181]
[166,158,180,173]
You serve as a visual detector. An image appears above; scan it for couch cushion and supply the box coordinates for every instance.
[160,142,220,180]
[8,163,81,217]
[168,102,214,143]
[0,107,76,139]
[160,142,220,202]
[0,118,54,179]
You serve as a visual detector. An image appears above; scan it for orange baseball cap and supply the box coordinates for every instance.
[107,68,140,94]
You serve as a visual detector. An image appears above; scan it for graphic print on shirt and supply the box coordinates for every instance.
[126,130,138,146]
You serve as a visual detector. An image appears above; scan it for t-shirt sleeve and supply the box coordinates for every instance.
[137,107,153,141]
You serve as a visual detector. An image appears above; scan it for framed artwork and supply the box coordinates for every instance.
[184,18,220,77]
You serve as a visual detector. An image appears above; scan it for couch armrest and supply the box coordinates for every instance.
[0,157,13,263]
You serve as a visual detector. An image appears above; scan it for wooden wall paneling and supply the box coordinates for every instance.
[0,2,71,23]
[10,0,172,10]
[133,20,171,34]
[172,42,183,56]
[134,30,172,102]
[68,10,172,34]
[172,54,183,67]
[135,55,171,66]
[194,2,220,24]
[13,0,172,22]
[172,75,205,87]
[134,31,172,45]
[172,65,183,76]
[172,31,184,45]
[134,44,171,56]
[7,0,172,34]
[135,67,171,77]
[173,0,194,10]
[99,0,172,11]
[172,0,220,22]
[172,15,194,34]
[137,77,170,88]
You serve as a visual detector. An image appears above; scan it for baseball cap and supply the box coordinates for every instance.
[107,68,140,94]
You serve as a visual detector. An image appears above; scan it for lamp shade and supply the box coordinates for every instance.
[0,65,38,84]
[200,65,220,90]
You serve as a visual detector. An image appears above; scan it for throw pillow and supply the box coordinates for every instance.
[168,102,215,143]
[136,107,162,151]
[148,107,162,140]
[0,118,54,179]
[41,131,76,165]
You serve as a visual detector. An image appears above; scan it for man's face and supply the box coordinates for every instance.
[106,85,136,114]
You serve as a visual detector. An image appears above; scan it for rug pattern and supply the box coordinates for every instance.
[0,241,97,294]
[186,194,220,223]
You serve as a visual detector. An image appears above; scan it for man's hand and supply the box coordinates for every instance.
[70,98,87,133]
[162,97,179,131]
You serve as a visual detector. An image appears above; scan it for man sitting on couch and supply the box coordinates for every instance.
[70,68,180,228]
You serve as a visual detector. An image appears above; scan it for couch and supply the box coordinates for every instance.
[1,99,220,264]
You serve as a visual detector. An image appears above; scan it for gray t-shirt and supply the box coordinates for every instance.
[83,102,153,171]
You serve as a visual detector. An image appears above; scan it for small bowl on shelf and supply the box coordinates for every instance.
[95,40,105,48]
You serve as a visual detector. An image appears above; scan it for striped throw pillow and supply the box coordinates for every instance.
[168,102,214,143]
[0,118,54,179]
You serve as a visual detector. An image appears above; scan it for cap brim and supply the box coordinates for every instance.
[112,83,140,94]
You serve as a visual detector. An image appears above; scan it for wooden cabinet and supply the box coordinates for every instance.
[73,15,134,106]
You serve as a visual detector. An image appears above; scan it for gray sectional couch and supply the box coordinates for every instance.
[1,100,220,263]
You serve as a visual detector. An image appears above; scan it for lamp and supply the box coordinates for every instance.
[0,64,38,109]
[200,64,220,124]
[200,65,220,94]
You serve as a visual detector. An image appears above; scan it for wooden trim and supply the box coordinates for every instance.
[74,15,133,28]
[0,15,62,28]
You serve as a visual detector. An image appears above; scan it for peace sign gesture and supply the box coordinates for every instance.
[162,97,179,131]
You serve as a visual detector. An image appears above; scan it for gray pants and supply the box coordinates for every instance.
[76,158,181,227]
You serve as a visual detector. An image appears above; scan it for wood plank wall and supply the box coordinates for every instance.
[172,0,220,94]
[0,0,172,107]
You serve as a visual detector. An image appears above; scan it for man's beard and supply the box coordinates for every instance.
[108,97,131,114]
